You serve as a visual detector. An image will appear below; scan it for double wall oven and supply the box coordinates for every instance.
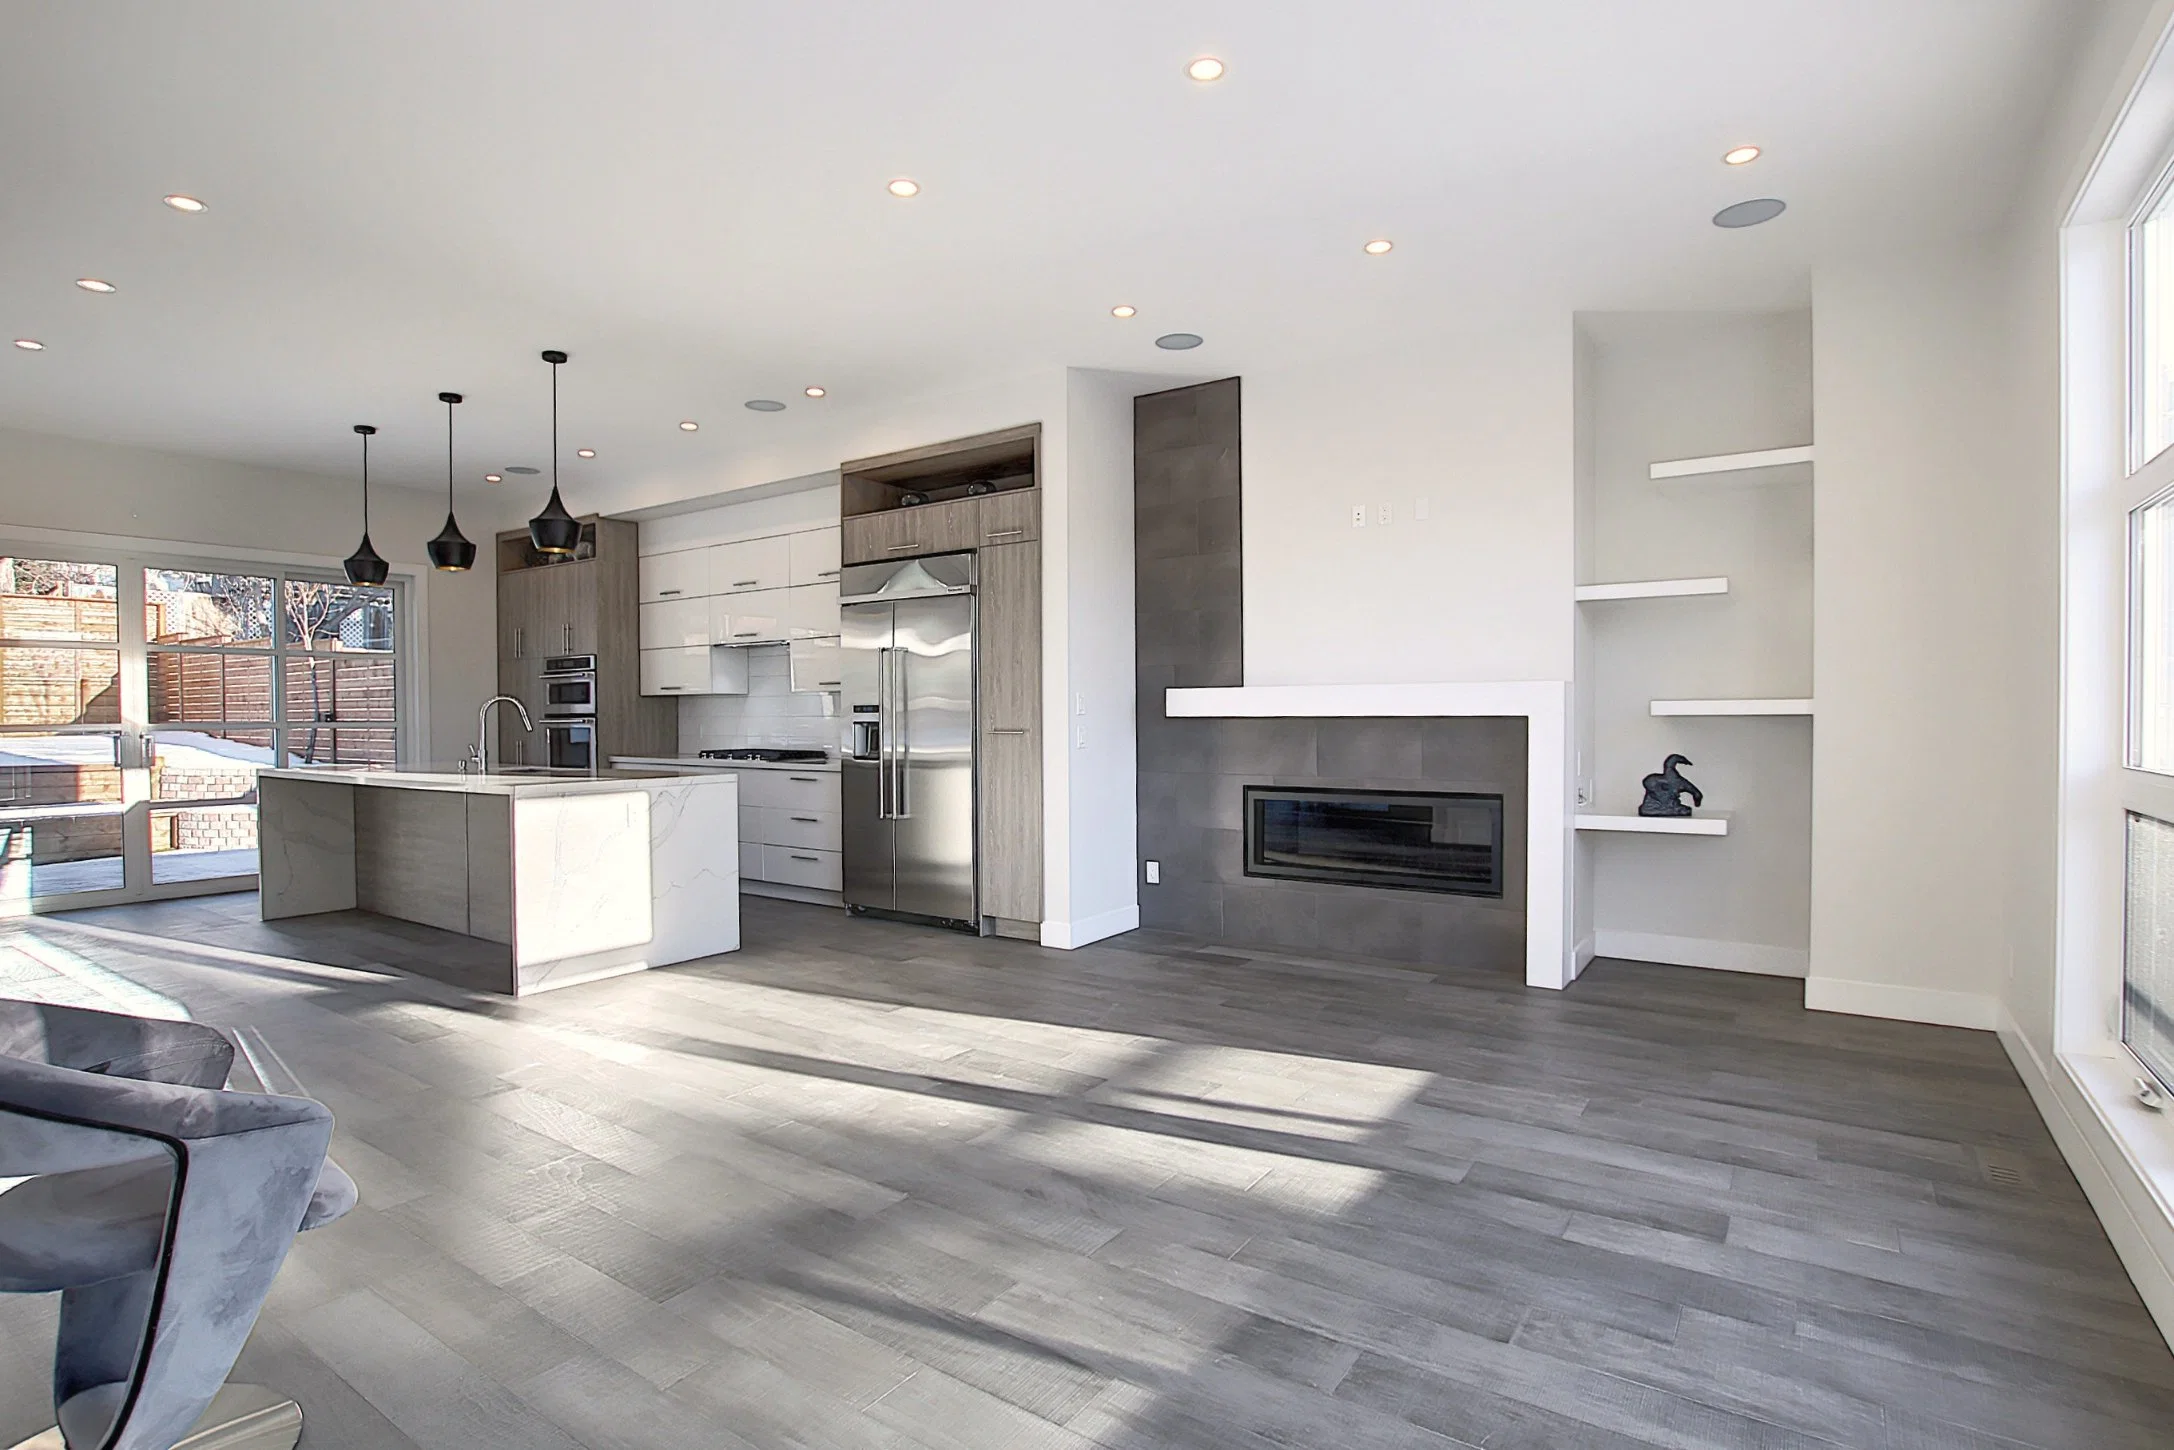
[540,654,597,770]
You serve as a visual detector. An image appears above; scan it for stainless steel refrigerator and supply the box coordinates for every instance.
[839,552,978,925]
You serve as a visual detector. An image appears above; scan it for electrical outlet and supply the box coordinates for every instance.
[1351,505,1367,529]
[1074,723,1087,750]
[1414,497,1430,521]
[1377,503,1393,526]
[1145,860,1161,884]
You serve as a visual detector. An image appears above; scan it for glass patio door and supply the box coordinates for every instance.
[0,549,400,913]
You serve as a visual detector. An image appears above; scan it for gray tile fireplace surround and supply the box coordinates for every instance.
[1136,714,1529,967]
[1134,376,1527,968]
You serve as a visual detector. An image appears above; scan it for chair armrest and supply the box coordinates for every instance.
[0,1055,329,1149]
[0,999,234,1088]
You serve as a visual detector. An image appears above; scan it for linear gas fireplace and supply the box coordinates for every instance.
[1243,785,1504,897]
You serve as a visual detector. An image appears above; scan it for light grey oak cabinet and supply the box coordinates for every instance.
[840,424,1044,933]
[495,517,674,765]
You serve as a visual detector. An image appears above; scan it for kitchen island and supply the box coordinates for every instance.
[256,765,738,995]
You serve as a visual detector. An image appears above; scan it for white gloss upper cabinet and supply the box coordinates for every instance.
[639,595,715,649]
[639,644,748,696]
[639,549,708,604]
[789,527,842,586]
[717,589,786,644]
[708,536,792,595]
[784,582,840,639]
[789,637,843,692]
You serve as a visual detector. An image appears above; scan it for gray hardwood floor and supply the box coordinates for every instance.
[3,892,2169,1449]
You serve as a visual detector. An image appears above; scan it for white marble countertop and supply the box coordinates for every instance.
[259,764,739,798]
[612,755,840,774]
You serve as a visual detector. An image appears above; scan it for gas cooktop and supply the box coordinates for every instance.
[696,748,830,764]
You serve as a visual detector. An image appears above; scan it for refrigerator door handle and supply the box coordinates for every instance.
[876,645,894,819]
[892,646,911,819]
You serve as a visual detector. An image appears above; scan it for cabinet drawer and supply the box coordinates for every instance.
[763,807,840,851]
[740,768,840,812]
[709,536,792,594]
[841,499,978,563]
[784,582,839,639]
[640,646,710,696]
[639,549,709,603]
[789,527,842,586]
[717,588,786,644]
[738,842,763,881]
[640,596,714,648]
[975,489,1039,546]
[763,844,842,891]
[738,803,765,844]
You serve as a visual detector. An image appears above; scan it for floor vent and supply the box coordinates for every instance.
[1978,1153,2032,1190]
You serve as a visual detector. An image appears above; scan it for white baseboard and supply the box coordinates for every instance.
[1802,975,1999,1030]
[1042,903,1139,950]
[1998,1009,2174,1350]
[1573,934,1596,972]
[1593,929,1807,978]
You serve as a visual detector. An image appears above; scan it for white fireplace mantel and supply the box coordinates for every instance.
[1163,682,1576,990]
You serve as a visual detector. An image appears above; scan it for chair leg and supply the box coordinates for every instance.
[8,1383,303,1450]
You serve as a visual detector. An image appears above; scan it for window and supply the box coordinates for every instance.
[0,557,126,898]
[2138,181,2174,466]
[2127,813,2174,1091]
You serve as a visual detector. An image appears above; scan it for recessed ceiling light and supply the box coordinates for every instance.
[1712,197,1787,229]
[887,178,920,198]
[75,278,116,293]
[1111,305,1137,318]
[1156,333,1204,350]
[1187,56,1225,82]
[746,399,786,412]
[576,448,595,458]
[679,420,699,431]
[804,386,826,398]
[162,194,208,213]
[484,473,503,483]
[13,339,43,351]
[1722,145,1762,166]
[1363,239,1394,256]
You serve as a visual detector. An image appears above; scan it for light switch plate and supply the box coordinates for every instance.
[1075,693,1087,716]
[1145,860,1160,884]
[1074,724,1087,750]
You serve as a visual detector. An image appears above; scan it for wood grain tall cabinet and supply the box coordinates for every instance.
[494,517,675,766]
[840,423,1044,938]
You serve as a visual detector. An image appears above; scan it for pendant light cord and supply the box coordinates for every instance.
[551,356,560,489]
[361,430,370,533]
[447,396,455,508]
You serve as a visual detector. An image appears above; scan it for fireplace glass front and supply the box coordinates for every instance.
[1243,786,1503,897]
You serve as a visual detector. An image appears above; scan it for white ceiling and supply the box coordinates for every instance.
[0,0,2087,495]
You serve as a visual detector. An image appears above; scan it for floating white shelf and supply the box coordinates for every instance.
[1650,698,1814,717]
[1576,813,1729,836]
[1648,445,1814,481]
[1574,576,1729,603]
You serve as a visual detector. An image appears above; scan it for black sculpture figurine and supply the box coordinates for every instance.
[1638,754,1703,817]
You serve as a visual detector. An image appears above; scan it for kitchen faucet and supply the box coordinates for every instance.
[467,695,533,773]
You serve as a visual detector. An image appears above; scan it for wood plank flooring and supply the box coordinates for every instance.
[1,892,2168,1449]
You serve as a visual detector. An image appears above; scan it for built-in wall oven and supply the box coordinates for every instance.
[540,654,598,716]
[543,717,597,771]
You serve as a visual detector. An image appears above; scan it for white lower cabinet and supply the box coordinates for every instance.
[763,845,842,891]
[738,770,844,893]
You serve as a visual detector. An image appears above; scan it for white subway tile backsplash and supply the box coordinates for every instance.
[677,644,836,751]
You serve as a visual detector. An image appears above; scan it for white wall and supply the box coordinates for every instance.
[1806,253,2017,1029]
[1240,328,1577,687]
[1583,312,1815,976]
[0,424,494,761]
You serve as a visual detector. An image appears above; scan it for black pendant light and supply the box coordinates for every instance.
[343,424,389,585]
[527,348,581,555]
[427,391,478,571]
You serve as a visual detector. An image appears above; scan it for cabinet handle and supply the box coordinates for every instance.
[886,543,920,552]
[659,589,682,596]
[818,569,840,578]
[789,776,819,782]
[790,854,820,863]
[817,679,840,687]
[733,578,759,587]
[791,816,820,823]
[992,727,1028,735]
[661,685,684,692]
[733,630,760,638]
[985,529,1026,540]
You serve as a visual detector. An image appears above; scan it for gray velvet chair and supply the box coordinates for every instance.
[0,1000,356,1450]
